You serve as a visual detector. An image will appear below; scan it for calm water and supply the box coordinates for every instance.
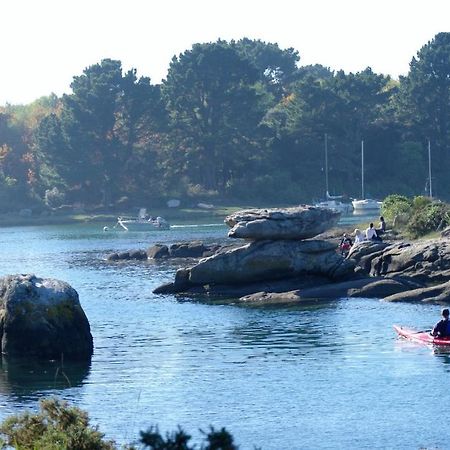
[0,221,449,449]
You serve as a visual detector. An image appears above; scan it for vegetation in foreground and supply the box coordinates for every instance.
[0,398,241,450]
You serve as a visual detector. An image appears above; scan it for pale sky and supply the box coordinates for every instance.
[0,0,448,105]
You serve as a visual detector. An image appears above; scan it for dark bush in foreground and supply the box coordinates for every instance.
[0,398,115,450]
[0,398,242,450]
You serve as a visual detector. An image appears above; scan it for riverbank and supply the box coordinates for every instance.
[0,202,300,228]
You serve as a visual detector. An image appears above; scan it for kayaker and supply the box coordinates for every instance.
[431,308,450,337]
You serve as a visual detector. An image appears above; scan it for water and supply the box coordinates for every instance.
[0,221,449,449]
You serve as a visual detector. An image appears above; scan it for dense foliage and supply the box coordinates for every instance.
[0,398,240,450]
[0,33,449,211]
[381,194,450,238]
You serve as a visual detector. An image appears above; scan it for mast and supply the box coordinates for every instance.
[361,140,365,200]
[325,133,329,196]
[428,139,433,198]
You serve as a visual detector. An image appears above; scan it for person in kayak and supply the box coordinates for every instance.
[431,308,450,337]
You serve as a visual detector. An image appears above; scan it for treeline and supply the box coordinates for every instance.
[0,33,449,212]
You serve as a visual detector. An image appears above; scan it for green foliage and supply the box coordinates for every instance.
[381,195,413,222]
[0,398,116,450]
[2,33,450,209]
[0,399,241,450]
[138,425,237,450]
[406,201,450,238]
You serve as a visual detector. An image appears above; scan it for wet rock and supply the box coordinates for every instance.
[0,274,93,360]
[147,244,169,259]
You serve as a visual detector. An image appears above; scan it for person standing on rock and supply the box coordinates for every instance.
[431,308,450,337]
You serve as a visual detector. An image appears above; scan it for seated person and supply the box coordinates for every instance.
[431,308,450,337]
[353,228,365,244]
[376,216,386,235]
[365,223,381,241]
[339,233,353,256]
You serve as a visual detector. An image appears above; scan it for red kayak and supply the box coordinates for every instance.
[394,325,450,346]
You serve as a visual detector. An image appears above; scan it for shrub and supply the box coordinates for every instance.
[381,195,412,222]
[0,398,116,450]
[406,201,450,238]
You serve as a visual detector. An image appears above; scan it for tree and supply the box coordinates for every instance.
[162,40,270,196]
[35,59,166,206]
[396,32,450,195]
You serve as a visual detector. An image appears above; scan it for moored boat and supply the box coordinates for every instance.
[393,325,450,346]
[352,198,382,211]
[115,208,170,231]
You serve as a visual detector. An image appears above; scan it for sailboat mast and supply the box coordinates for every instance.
[428,139,433,198]
[325,133,329,196]
[361,140,364,199]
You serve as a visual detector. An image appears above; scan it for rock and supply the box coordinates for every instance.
[384,280,450,304]
[147,244,170,259]
[238,277,416,305]
[169,241,207,258]
[152,239,355,295]
[441,226,450,238]
[0,274,93,360]
[225,206,340,240]
[129,250,148,260]
[370,240,450,284]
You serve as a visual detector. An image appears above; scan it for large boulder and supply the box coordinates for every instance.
[0,274,93,360]
[154,239,355,295]
[225,206,340,240]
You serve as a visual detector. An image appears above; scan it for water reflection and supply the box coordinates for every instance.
[0,356,91,398]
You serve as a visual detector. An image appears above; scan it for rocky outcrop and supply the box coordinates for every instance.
[0,274,93,360]
[107,241,224,261]
[348,239,450,285]
[154,239,355,295]
[225,206,340,240]
[238,277,418,305]
[384,280,450,304]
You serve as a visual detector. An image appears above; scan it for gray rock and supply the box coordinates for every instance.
[182,239,355,287]
[0,274,93,360]
[384,280,450,304]
[238,277,415,305]
[225,206,340,240]
[169,241,207,258]
[147,244,169,259]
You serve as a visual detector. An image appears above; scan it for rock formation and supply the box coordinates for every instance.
[225,205,340,240]
[0,274,93,360]
[154,206,353,297]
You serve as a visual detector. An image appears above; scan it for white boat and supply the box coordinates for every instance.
[351,198,382,211]
[315,198,353,214]
[352,140,382,211]
[115,208,170,231]
[315,133,353,214]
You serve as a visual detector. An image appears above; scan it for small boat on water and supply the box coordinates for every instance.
[115,208,170,231]
[351,198,382,211]
[315,198,353,214]
[394,325,450,346]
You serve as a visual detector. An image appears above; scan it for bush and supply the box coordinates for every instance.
[0,398,242,450]
[406,201,450,238]
[0,398,115,450]
[381,195,412,222]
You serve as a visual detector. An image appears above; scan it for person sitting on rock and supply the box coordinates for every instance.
[376,216,386,235]
[339,233,353,256]
[431,308,450,338]
[365,223,381,241]
[353,228,365,244]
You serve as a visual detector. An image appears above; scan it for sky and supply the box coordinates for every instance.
[0,0,449,106]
